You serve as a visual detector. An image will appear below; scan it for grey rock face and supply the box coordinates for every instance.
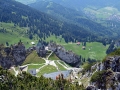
[0,43,26,69]
[0,56,14,69]
[36,42,47,57]
[86,85,97,90]
[48,43,81,67]
[12,44,26,65]
[89,56,120,90]
[104,56,120,72]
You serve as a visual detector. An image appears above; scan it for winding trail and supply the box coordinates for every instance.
[36,64,47,73]
[57,60,69,70]
[46,51,53,60]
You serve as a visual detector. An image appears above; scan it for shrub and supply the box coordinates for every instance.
[90,70,106,82]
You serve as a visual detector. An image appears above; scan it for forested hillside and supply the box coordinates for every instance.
[28,0,120,40]
[0,0,99,43]
[29,0,117,38]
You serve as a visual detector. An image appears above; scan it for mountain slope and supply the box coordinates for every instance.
[40,0,120,23]
[36,0,120,11]
[15,0,36,4]
[0,0,98,44]
[29,0,119,38]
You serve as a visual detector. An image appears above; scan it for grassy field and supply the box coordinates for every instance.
[48,53,59,60]
[46,35,108,60]
[0,23,64,49]
[37,65,58,76]
[0,22,39,48]
[62,42,108,60]
[22,51,45,65]
[27,64,44,71]
[55,61,66,71]
[59,60,71,67]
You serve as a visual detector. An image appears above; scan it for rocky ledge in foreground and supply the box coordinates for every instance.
[85,56,120,90]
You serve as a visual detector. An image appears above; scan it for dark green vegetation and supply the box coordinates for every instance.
[82,62,95,72]
[0,67,85,90]
[109,48,120,56]
[102,48,120,62]
[90,70,106,82]
[90,70,115,89]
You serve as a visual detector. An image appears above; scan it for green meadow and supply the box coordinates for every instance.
[0,22,38,48]
[45,34,108,60]
[62,42,108,60]
[22,51,45,65]
[48,53,60,60]
[37,65,58,76]
[55,61,67,71]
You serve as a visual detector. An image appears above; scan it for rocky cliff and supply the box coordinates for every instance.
[85,56,120,90]
[48,42,81,67]
[0,42,27,69]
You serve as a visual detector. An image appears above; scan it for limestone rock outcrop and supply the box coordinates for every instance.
[48,43,81,67]
[0,43,26,69]
[88,56,120,90]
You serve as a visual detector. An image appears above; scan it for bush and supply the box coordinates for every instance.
[90,70,106,82]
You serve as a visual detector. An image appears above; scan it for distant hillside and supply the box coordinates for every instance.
[36,0,120,11]
[0,0,99,44]
[29,0,120,39]
[29,0,84,22]
[20,0,106,9]
[15,0,36,4]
